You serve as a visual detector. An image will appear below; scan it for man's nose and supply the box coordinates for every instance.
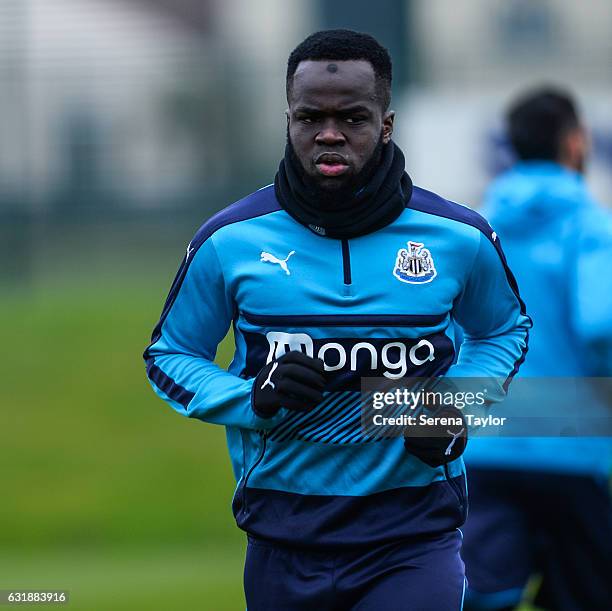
[315,121,346,146]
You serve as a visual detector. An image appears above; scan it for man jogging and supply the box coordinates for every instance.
[462,88,612,611]
[144,30,530,610]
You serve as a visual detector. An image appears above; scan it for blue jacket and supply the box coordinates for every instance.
[466,162,612,475]
[144,183,530,548]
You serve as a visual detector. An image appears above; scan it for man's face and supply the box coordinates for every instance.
[287,60,394,193]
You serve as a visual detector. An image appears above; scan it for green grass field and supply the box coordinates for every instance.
[1,274,245,610]
[1,270,540,610]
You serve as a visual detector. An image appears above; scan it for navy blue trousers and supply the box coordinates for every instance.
[462,468,612,611]
[244,530,466,610]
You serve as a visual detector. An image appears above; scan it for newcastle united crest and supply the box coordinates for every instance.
[393,241,437,284]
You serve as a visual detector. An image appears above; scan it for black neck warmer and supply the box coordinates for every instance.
[274,141,413,239]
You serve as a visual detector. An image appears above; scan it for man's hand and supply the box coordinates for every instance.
[252,351,326,418]
[403,406,467,467]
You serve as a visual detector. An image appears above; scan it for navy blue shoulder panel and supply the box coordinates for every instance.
[145,185,281,355]
[190,184,281,253]
[409,186,494,238]
[409,186,530,390]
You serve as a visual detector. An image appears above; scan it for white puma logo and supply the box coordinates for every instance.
[260,250,295,275]
[445,428,465,456]
[186,242,195,260]
[261,362,279,390]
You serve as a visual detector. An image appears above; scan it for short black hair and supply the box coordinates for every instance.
[507,87,580,161]
[286,29,392,110]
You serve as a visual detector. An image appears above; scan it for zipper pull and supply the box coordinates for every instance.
[240,432,268,517]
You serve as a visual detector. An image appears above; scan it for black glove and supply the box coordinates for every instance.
[404,406,467,467]
[251,351,326,418]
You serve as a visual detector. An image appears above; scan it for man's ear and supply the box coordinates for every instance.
[382,110,395,145]
[560,126,588,172]
[285,109,290,128]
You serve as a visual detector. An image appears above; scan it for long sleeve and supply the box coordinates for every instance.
[571,207,612,376]
[447,231,531,402]
[144,235,285,430]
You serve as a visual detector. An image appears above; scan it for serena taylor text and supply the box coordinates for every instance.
[371,413,507,427]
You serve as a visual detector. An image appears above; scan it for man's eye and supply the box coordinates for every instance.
[346,116,366,124]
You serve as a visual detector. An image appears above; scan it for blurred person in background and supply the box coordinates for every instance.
[462,88,612,611]
[144,29,530,610]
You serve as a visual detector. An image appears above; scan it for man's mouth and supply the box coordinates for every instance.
[314,153,350,177]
